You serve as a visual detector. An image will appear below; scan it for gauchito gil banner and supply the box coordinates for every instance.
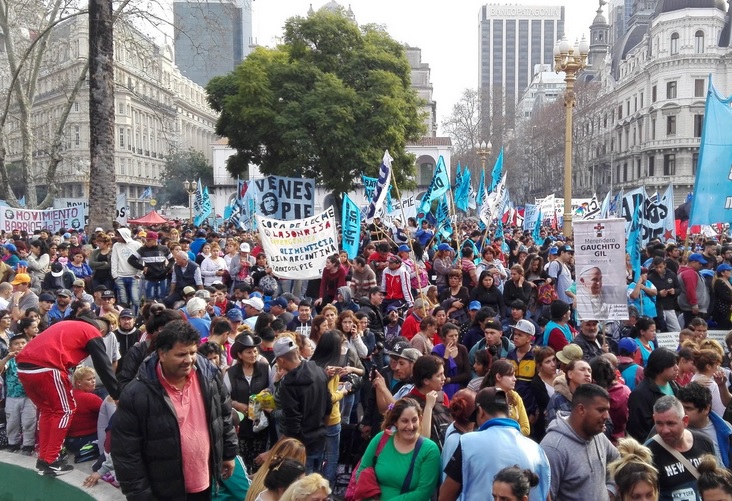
[573,218,629,321]
[251,176,315,221]
[0,206,85,233]
[256,207,338,280]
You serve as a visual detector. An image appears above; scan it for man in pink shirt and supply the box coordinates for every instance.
[112,320,238,500]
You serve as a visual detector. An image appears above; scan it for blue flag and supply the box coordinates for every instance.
[417,155,450,222]
[193,181,212,227]
[365,150,393,221]
[455,167,471,213]
[532,211,543,242]
[341,194,361,259]
[455,163,463,190]
[627,203,643,282]
[140,187,152,200]
[495,220,504,239]
[489,148,504,193]
[436,196,452,240]
[690,77,732,225]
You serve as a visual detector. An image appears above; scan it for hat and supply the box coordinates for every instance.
[73,279,86,288]
[120,309,134,319]
[196,229,207,237]
[559,245,574,254]
[242,297,264,311]
[195,290,212,301]
[398,245,410,253]
[550,300,571,319]
[270,297,288,309]
[10,273,30,286]
[368,286,386,295]
[484,319,503,332]
[387,341,420,363]
[386,303,401,313]
[231,333,262,359]
[549,247,558,255]
[94,227,104,233]
[689,253,708,264]
[437,243,453,252]
[239,243,251,253]
[93,285,108,293]
[556,344,584,364]
[38,292,55,302]
[469,301,482,311]
[182,286,196,296]
[63,233,71,239]
[226,308,244,322]
[101,290,116,299]
[50,262,64,277]
[618,337,639,355]
[56,289,72,297]
[718,263,732,273]
[145,231,158,240]
[137,231,147,239]
[476,387,509,410]
[2,243,17,254]
[273,337,298,358]
[511,319,536,336]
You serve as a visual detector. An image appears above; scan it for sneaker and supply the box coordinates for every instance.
[20,446,34,456]
[7,444,20,453]
[36,459,73,476]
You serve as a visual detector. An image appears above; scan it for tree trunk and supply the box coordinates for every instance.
[88,0,116,230]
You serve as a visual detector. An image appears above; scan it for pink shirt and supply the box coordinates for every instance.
[158,363,211,494]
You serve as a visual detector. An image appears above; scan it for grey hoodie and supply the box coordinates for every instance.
[540,415,619,501]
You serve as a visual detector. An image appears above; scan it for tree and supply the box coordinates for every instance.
[158,148,213,205]
[207,9,425,205]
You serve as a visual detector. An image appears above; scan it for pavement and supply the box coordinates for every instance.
[0,449,126,500]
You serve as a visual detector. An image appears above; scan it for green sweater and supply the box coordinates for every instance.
[356,431,441,500]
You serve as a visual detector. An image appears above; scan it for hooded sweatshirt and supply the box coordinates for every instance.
[111,228,142,279]
[540,415,619,501]
[335,286,359,313]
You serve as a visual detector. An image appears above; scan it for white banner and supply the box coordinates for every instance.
[54,194,130,227]
[621,186,676,244]
[523,204,539,230]
[0,206,85,233]
[256,207,339,280]
[573,218,629,321]
[116,194,129,226]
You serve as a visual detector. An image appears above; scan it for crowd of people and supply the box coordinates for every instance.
[2,219,732,500]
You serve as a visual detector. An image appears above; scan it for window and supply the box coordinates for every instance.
[695,79,705,97]
[640,92,644,108]
[664,154,676,176]
[667,81,677,99]
[695,30,704,54]
[652,85,657,102]
[618,105,623,120]
[419,163,434,185]
[74,102,79,112]
[74,126,80,147]
[648,156,655,176]
[623,163,628,182]
[671,33,679,55]
[118,127,124,148]
[692,153,699,175]
[694,115,704,137]
[118,102,125,115]
[651,118,657,140]
[637,159,641,178]
[634,96,638,112]
[627,101,630,115]
[667,116,676,135]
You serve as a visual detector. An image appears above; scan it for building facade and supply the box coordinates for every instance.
[478,4,565,126]
[2,16,219,218]
[173,0,253,88]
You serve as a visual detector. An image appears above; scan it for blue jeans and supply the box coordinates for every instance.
[340,393,355,425]
[305,444,325,474]
[323,423,341,485]
[145,279,168,301]
[115,276,140,313]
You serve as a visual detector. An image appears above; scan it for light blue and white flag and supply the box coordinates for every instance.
[489,148,504,193]
[194,180,212,227]
[454,163,463,190]
[455,166,471,213]
[140,186,152,200]
[365,150,393,222]
[417,155,450,222]
[532,211,543,242]
[341,194,361,259]
[436,196,452,240]
[523,204,540,231]
[600,191,611,219]
[627,203,643,282]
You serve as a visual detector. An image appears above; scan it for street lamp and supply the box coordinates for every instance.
[183,179,197,226]
[476,140,493,172]
[554,34,589,237]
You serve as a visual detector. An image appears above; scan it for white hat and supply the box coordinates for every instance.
[273,337,298,358]
[511,319,536,336]
[240,243,251,253]
[241,297,264,311]
[94,227,104,233]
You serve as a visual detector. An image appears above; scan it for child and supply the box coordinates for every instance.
[0,334,36,454]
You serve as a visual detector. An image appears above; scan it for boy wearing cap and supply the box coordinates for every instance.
[9,273,38,324]
[546,245,574,304]
[507,319,538,425]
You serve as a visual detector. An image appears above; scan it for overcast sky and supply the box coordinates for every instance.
[251,0,602,134]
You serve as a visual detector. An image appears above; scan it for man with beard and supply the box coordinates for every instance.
[47,289,72,324]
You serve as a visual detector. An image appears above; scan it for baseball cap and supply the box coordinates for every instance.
[56,289,72,297]
[94,227,104,233]
[369,286,385,295]
[437,243,453,252]
[386,303,401,313]
[120,309,134,319]
[3,243,17,253]
[387,341,421,363]
[94,285,108,293]
[226,308,244,322]
[145,231,159,240]
[273,337,298,358]
[511,319,535,336]
[618,338,639,355]
[270,297,288,309]
[39,292,55,302]
[398,245,410,253]
[469,301,482,311]
[556,344,584,364]
[689,253,708,264]
[182,286,196,296]
[10,273,31,285]
[73,279,86,288]
[559,245,574,254]
[476,387,509,411]
[101,290,116,299]
[718,263,732,273]
[196,229,207,237]
[50,262,64,277]
[549,247,558,255]
[484,319,503,332]
[240,243,251,253]
[242,297,264,311]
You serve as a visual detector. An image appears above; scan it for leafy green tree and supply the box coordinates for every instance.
[159,149,213,205]
[207,9,425,205]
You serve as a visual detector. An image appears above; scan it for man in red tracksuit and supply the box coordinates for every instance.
[16,316,119,476]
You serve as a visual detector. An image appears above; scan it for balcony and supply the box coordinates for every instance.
[641,137,700,151]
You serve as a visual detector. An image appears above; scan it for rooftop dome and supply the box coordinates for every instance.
[655,0,726,14]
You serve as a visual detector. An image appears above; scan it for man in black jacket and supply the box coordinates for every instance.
[357,286,386,342]
[274,336,332,473]
[127,231,174,301]
[112,320,237,500]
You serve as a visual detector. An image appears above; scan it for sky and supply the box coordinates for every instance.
[250,0,602,135]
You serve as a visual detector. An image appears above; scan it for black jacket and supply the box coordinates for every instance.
[278,359,332,453]
[226,359,271,437]
[357,299,385,340]
[128,244,174,281]
[627,377,679,442]
[112,353,238,501]
[116,340,151,394]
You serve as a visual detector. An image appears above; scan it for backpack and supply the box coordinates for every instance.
[537,282,559,305]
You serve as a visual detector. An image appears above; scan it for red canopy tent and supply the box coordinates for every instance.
[127,210,169,225]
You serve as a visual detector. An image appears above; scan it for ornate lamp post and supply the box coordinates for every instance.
[554,34,589,237]
[476,140,493,174]
[183,179,198,226]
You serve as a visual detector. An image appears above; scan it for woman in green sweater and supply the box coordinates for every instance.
[356,397,441,500]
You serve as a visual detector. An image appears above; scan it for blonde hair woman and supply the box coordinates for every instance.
[246,437,307,501]
[279,473,331,501]
[608,438,659,501]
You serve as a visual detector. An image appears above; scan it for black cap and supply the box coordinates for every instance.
[369,286,386,294]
